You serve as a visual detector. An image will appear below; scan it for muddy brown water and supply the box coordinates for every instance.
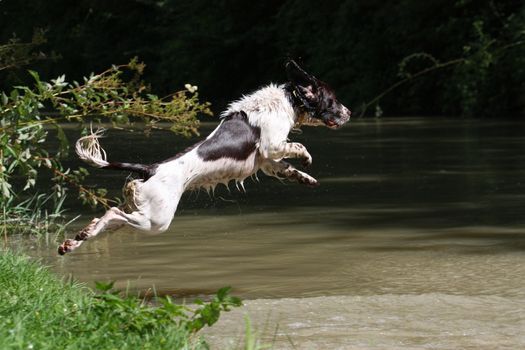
[11,118,525,349]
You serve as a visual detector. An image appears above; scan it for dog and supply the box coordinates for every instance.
[58,60,351,255]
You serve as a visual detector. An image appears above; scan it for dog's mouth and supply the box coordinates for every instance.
[325,119,339,129]
[323,109,351,129]
[324,116,349,129]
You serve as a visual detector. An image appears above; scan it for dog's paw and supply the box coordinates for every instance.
[293,170,319,187]
[58,239,82,255]
[302,155,313,168]
[303,177,320,187]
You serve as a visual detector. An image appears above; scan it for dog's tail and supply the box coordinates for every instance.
[75,129,154,178]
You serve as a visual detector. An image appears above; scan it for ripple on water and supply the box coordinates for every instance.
[204,293,525,350]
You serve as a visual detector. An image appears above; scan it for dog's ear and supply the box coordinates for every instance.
[286,60,319,91]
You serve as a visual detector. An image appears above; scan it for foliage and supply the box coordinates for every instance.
[1,192,70,237]
[451,20,496,116]
[0,52,212,233]
[93,282,242,334]
[357,17,524,117]
[1,0,522,117]
[0,29,56,72]
[190,286,243,331]
[0,250,242,349]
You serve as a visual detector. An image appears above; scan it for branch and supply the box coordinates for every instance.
[357,39,525,118]
[357,58,465,118]
[35,156,116,209]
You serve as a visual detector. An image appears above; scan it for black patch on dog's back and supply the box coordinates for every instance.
[197,111,260,161]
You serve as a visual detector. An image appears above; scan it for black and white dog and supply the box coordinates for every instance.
[58,60,351,255]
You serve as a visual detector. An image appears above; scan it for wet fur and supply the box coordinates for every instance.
[58,62,351,255]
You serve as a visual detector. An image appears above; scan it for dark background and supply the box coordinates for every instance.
[1,0,524,117]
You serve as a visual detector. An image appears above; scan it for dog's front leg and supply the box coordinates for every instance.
[267,142,312,167]
[261,159,319,187]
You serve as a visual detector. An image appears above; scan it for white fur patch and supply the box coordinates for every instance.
[222,84,295,158]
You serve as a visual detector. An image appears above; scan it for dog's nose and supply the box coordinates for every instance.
[342,106,351,119]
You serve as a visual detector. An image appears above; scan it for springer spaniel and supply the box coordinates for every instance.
[58,60,351,255]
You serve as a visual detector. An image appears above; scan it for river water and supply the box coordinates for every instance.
[12,118,525,349]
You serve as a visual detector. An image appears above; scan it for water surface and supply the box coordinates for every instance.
[12,118,525,348]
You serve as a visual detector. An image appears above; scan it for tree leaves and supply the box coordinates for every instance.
[1,58,212,229]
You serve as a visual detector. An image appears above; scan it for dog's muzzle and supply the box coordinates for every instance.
[323,107,351,129]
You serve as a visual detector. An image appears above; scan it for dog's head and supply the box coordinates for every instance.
[286,60,351,129]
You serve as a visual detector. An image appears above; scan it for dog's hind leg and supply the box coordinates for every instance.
[58,207,132,255]
[58,178,183,255]
[57,205,164,255]
[260,159,319,187]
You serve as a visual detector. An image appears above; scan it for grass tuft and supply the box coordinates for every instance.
[0,250,241,349]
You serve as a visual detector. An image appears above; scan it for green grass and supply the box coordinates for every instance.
[0,250,241,350]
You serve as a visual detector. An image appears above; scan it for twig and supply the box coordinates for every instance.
[358,58,465,117]
[35,156,116,209]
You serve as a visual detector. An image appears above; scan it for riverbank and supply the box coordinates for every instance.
[0,250,206,350]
